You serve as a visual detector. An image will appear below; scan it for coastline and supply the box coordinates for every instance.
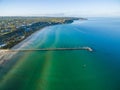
[0,18,76,49]
[0,20,75,76]
[0,24,49,74]
[11,19,77,49]
[0,18,88,66]
[0,25,49,67]
[0,18,88,79]
[0,26,49,78]
[11,26,47,49]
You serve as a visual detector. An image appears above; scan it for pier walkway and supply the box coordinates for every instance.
[0,47,93,52]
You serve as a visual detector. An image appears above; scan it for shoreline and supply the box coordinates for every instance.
[11,19,77,49]
[0,25,50,68]
[0,18,88,66]
[0,27,45,78]
[0,18,77,49]
[11,26,48,49]
[0,18,84,77]
[0,26,50,76]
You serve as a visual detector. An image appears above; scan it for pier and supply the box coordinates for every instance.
[0,47,93,52]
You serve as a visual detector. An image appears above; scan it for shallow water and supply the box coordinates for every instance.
[0,18,120,90]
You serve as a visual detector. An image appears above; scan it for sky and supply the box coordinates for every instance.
[0,0,120,17]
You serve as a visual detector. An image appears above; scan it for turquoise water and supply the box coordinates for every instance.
[0,18,120,90]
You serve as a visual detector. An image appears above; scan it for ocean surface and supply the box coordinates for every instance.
[0,18,120,90]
